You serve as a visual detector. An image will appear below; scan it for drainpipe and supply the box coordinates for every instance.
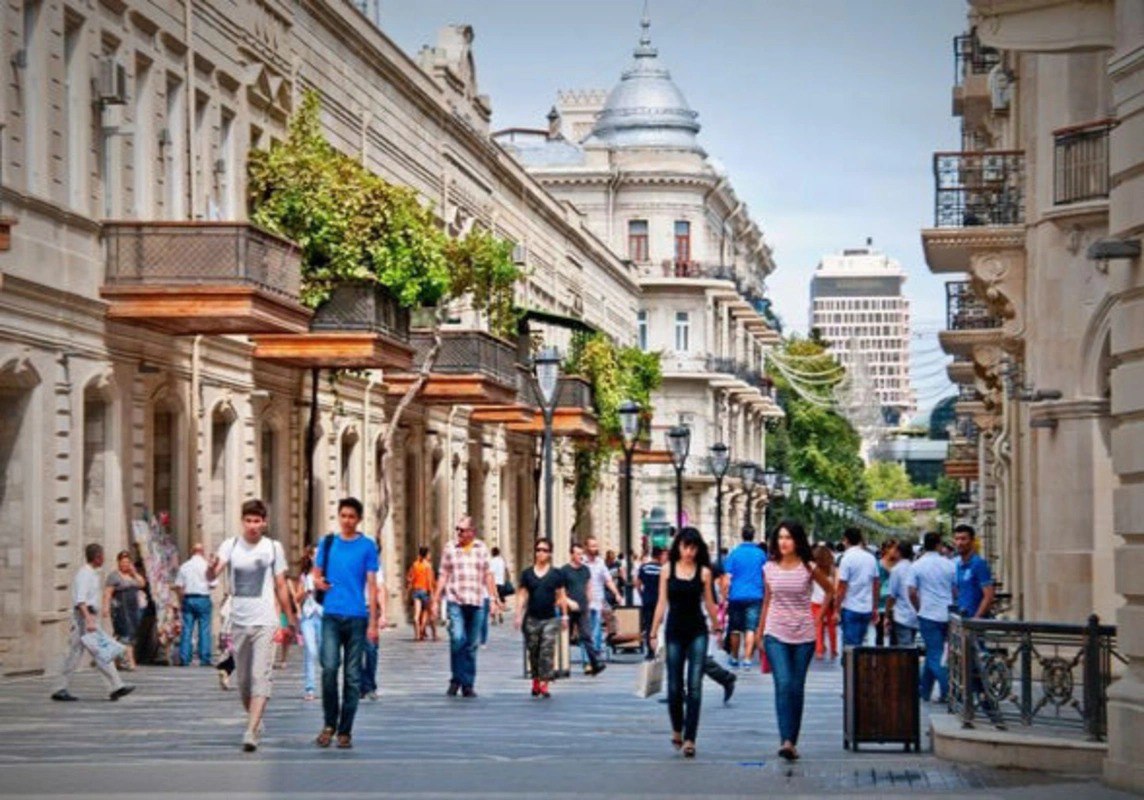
[992,384,1016,616]
[363,370,378,530]
[446,405,461,524]
[190,334,203,541]
[184,0,196,219]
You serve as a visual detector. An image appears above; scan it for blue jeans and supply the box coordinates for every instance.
[320,614,367,735]
[918,617,949,701]
[447,602,485,688]
[893,623,918,647]
[840,609,871,649]
[480,597,490,645]
[361,639,378,695]
[764,636,815,746]
[590,608,604,653]
[665,633,707,743]
[300,615,321,694]
[179,596,212,666]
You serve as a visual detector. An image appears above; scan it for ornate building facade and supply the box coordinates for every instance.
[0,0,639,672]
[496,17,783,548]
[921,1,1143,790]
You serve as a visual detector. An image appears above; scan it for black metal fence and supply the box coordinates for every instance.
[948,614,1124,740]
[1054,119,1115,205]
[946,281,1003,330]
[103,222,302,299]
[311,284,410,340]
[934,151,1025,228]
[954,32,1001,85]
[410,330,518,388]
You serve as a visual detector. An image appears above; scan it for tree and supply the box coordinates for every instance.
[564,332,662,537]
[248,92,521,540]
[864,461,916,528]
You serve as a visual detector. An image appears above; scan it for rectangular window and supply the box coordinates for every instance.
[193,91,210,219]
[628,220,649,262]
[100,39,123,218]
[23,0,46,195]
[64,13,88,210]
[674,311,690,352]
[637,309,648,351]
[218,107,236,218]
[674,220,691,264]
[165,73,186,219]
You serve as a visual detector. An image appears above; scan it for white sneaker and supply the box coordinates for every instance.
[242,728,260,752]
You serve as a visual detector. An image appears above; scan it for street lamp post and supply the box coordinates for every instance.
[534,347,561,543]
[763,470,779,537]
[739,461,759,530]
[708,443,731,567]
[667,426,691,532]
[619,400,641,605]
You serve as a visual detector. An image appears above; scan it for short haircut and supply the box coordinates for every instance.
[241,498,268,519]
[651,546,664,558]
[84,543,103,564]
[535,537,553,551]
[491,546,500,557]
[923,531,942,552]
[896,541,913,561]
[741,525,756,542]
[570,542,584,553]
[843,527,863,546]
[338,497,364,518]
[418,546,430,558]
[954,523,976,539]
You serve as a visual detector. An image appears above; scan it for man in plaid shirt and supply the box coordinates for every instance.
[433,515,502,697]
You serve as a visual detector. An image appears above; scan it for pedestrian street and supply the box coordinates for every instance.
[0,625,1133,799]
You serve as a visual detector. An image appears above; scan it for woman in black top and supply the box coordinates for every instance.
[649,527,722,757]
[515,537,568,698]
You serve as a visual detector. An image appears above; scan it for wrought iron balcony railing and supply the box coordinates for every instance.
[953,32,1001,85]
[947,281,1003,331]
[556,376,594,411]
[948,614,1125,741]
[311,283,410,341]
[933,151,1025,228]
[706,355,737,375]
[1054,119,1115,206]
[657,260,737,281]
[104,221,302,299]
[409,330,518,388]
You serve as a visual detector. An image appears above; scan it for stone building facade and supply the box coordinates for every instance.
[495,17,782,549]
[920,1,1143,790]
[0,0,639,673]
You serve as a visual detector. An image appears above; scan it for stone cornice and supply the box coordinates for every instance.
[0,187,101,234]
[922,227,1026,252]
[1029,398,1111,422]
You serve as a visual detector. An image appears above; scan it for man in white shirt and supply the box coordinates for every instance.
[909,531,957,702]
[51,543,135,702]
[584,536,622,656]
[207,498,295,752]
[835,528,880,648]
[489,546,508,626]
[885,541,918,645]
[175,542,216,666]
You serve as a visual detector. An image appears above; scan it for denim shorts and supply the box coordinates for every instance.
[727,600,762,633]
[412,589,430,603]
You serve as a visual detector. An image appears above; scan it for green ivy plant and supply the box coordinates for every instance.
[564,332,663,533]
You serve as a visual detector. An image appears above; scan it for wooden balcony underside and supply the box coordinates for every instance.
[251,332,413,369]
[506,408,598,439]
[632,449,674,465]
[469,404,536,424]
[385,374,518,406]
[101,285,312,335]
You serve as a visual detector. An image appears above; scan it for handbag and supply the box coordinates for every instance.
[501,577,515,597]
[81,629,127,665]
[636,650,665,698]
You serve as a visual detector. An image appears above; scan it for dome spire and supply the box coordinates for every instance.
[635,1,656,57]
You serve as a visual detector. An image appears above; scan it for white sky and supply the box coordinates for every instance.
[377,0,968,409]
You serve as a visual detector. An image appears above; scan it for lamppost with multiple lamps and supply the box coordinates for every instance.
[618,400,641,605]
[667,426,691,532]
[708,442,731,567]
[534,347,561,543]
[739,461,759,531]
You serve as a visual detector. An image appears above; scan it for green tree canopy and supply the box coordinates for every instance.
[864,461,917,528]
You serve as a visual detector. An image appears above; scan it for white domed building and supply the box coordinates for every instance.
[496,15,784,552]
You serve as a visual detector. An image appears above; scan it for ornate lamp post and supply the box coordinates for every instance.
[708,442,731,567]
[619,400,641,605]
[534,347,561,543]
[763,469,779,536]
[667,426,691,532]
[739,461,759,530]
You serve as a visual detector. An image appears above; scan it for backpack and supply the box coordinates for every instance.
[313,533,335,606]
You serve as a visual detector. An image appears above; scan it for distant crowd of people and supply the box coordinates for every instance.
[52,497,992,760]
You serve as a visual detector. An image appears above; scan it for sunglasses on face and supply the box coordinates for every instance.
[535,547,550,554]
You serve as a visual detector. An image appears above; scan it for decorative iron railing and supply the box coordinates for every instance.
[933,151,1025,228]
[706,355,737,375]
[948,614,1124,741]
[556,376,594,411]
[103,222,302,299]
[947,281,1003,330]
[311,284,410,341]
[1053,119,1115,205]
[953,32,1001,85]
[410,330,518,388]
[658,260,737,281]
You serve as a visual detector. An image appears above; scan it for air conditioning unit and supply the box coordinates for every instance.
[97,56,128,105]
[511,243,527,265]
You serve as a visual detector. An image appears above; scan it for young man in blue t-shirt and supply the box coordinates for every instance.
[722,526,766,667]
[954,524,994,618]
[312,497,379,749]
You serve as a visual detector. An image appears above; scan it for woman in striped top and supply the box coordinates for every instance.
[756,520,835,762]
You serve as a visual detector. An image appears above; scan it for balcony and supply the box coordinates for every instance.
[252,284,413,369]
[507,375,598,439]
[101,222,312,335]
[934,151,1024,228]
[386,329,520,406]
[952,33,1002,119]
[940,281,1004,357]
[1053,119,1115,206]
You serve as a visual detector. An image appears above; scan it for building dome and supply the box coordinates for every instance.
[584,16,703,153]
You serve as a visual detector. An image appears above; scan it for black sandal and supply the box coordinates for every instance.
[671,733,683,751]
[682,742,696,758]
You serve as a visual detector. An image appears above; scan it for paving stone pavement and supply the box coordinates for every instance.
[0,624,1134,799]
